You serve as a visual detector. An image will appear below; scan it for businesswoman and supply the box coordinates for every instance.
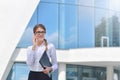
[26,24,58,80]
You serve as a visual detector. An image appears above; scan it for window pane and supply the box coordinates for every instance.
[61,0,94,6]
[109,0,120,11]
[38,3,58,48]
[15,63,29,80]
[59,4,78,49]
[66,65,78,80]
[60,0,78,4]
[95,8,109,47]
[78,0,94,6]
[7,63,58,80]
[7,63,29,80]
[108,11,120,47]
[114,69,120,80]
[66,64,106,80]
[40,0,59,3]
[94,0,109,9]
[79,6,94,48]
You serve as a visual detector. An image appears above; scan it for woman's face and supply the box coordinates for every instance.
[34,27,45,41]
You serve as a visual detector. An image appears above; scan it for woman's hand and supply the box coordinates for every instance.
[42,67,53,74]
[32,36,37,50]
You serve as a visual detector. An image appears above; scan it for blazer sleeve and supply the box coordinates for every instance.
[26,46,35,66]
[50,44,58,72]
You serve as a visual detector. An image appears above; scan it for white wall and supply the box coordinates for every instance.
[57,47,120,62]
[0,0,40,80]
[15,47,120,65]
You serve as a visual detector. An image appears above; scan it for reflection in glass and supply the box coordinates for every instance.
[17,0,120,48]
[101,36,109,47]
[7,63,29,80]
[60,0,77,4]
[38,3,59,48]
[95,8,108,47]
[7,63,58,80]
[66,65,78,80]
[66,64,106,80]
[59,4,78,49]
[108,12,120,47]
[78,0,94,7]
[114,69,120,80]
[40,0,59,3]
[94,0,109,9]
[79,6,94,48]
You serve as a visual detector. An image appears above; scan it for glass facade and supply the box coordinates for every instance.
[66,64,106,80]
[7,63,29,80]
[17,0,120,49]
[114,69,120,80]
[59,4,78,49]
[7,63,58,80]
[78,6,94,48]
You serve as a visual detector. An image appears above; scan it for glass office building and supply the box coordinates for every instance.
[7,0,120,80]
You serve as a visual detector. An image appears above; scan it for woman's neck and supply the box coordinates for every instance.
[37,40,44,46]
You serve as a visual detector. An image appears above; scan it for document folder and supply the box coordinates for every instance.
[39,51,52,69]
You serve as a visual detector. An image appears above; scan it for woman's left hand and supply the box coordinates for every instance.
[42,67,52,74]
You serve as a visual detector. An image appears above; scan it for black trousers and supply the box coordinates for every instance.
[28,71,52,80]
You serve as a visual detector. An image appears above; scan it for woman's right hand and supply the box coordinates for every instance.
[32,36,37,50]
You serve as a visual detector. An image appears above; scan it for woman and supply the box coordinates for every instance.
[26,24,58,80]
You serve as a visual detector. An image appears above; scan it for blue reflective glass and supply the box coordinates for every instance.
[94,0,109,9]
[17,9,37,48]
[79,6,94,48]
[59,4,78,49]
[95,8,109,47]
[38,3,59,48]
[7,63,58,80]
[7,63,29,80]
[108,11,120,47]
[60,0,78,4]
[15,63,29,80]
[17,0,120,49]
[66,64,106,80]
[78,0,94,6]
[40,0,59,3]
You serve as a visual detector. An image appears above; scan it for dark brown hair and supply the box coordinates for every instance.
[33,24,48,51]
[33,24,46,34]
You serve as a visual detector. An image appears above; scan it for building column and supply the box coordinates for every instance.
[58,63,66,80]
[107,66,114,80]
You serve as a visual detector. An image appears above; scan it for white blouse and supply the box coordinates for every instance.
[26,42,58,72]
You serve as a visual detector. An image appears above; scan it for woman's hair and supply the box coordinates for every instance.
[33,24,48,51]
[33,24,46,34]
